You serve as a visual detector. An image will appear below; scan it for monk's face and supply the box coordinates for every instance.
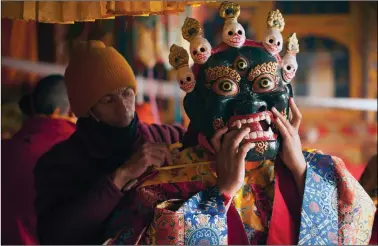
[90,87,135,127]
[184,46,292,161]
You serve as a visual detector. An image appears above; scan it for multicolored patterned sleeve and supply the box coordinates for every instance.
[298,151,376,245]
[144,186,228,245]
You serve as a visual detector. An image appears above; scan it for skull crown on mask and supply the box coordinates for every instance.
[281,33,299,84]
[169,1,300,161]
[219,1,246,48]
[190,36,212,64]
[182,17,212,65]
[169,44,196,93]
[262,9,285,56]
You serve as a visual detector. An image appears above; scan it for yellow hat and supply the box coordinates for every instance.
[64,40,137,117]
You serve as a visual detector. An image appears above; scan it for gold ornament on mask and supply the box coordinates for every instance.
[255,141,269,154]
[267,9,285,32]
[205,66,241,83]
[182,17,203,42]
[169,44,190,69]
[219,1,241,24]
[248,62,278,81]
[286,33,299,55]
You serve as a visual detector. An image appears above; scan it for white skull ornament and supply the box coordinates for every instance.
[169,44,196,93]
[177,66,196,93]
[263,10,285,56]
[190,36,212,64]
[219,1,245,48]
[281,33,299,84]
[281,54,298,83]
[182,17,212,65]
[263,28,283,56]
[222,22,246,48]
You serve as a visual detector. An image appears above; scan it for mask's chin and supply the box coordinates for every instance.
[245,140,281,162]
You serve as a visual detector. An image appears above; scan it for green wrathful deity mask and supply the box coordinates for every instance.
[169,2,299,161]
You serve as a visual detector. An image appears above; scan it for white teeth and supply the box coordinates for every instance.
[263,131,270,137]
[241,119,247,124]
[266,115,271,125]
[257,131,263,138]
[247,118,253,123]
[236,120,242,129]
[251,132,257,139]
[231,121,236,127]
[260,115,266,120]
[245,134,250,139]
[268,127,273,134]
[255,116,260,122]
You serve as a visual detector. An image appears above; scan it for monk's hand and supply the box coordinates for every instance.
[272,98,306,195]
[112,142,172,190]
[211,127,255,198]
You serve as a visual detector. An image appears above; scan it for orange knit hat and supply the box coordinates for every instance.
[64,40,137,117]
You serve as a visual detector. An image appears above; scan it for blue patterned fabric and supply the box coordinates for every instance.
[299,152,339,245]
[183,186,228,245]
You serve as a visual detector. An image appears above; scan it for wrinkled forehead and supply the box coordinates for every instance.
[206,46,279,70]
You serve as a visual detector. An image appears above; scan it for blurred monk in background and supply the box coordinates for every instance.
[1,74,76,245]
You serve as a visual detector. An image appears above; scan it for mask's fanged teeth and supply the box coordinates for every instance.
[266,115,271,125]
[260,115,266,121]
[247,118,253,123]
[245,134,250,139]
[257,131,263,138]
[268,126,273,133]
[250,132,257,139]
[255,116,260,122]
[241,119,247,124]
[236,120,242,129]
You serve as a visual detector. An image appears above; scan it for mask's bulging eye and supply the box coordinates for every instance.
[252,75,276,93]
[237,60,247,70]
[212,78,239,96]
[233,56,249,75]
[260,78,271,88]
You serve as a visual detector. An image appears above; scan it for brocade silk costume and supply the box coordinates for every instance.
[106,2,375,245]
[107,137,375,245]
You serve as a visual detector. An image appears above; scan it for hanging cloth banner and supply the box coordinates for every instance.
[1,1,212,24]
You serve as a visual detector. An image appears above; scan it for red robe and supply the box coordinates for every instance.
[1,117,76,245]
